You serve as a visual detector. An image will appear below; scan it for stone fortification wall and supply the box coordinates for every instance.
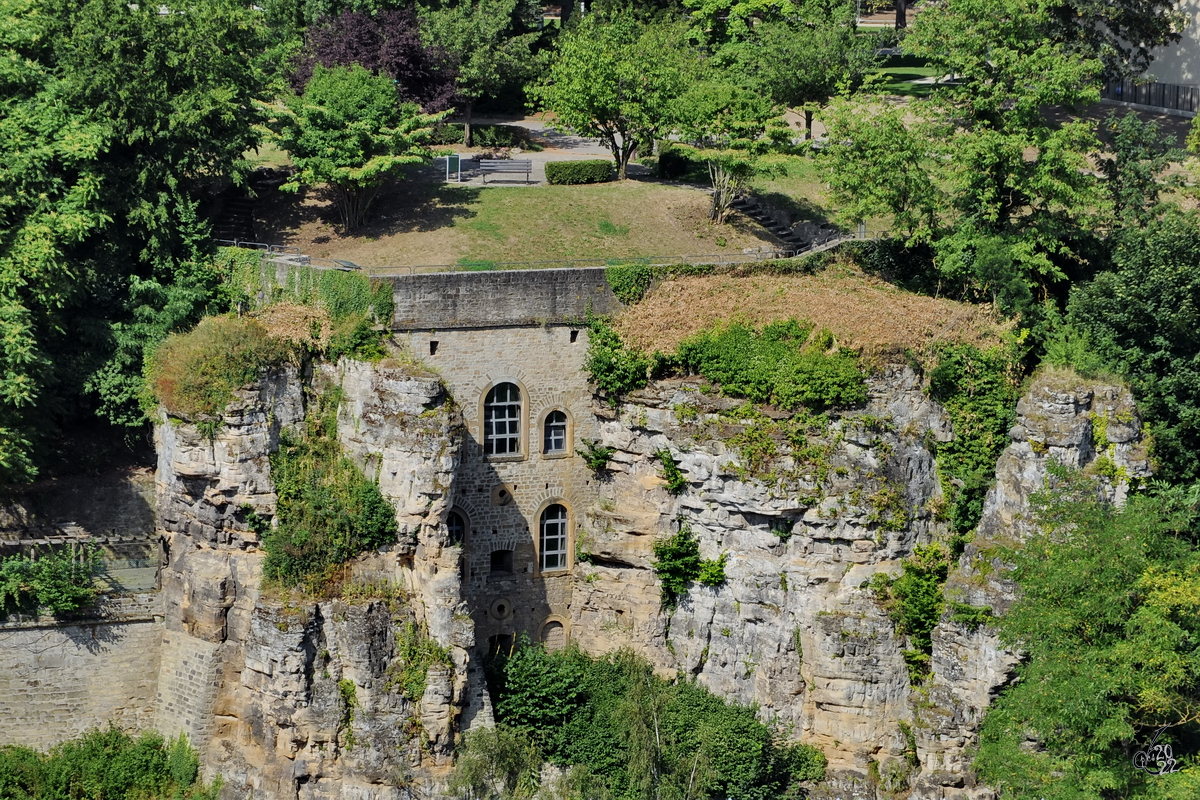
[398,325,603,726]
[0,594,162,751]
[388,268,617,329]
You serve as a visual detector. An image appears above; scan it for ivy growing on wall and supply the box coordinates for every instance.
[927,342,1022,542]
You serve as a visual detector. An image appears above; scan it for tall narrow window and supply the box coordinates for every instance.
[540,504,568,571]
[543,411,567,454]
[484,383,521,455]
[446,511,465,545]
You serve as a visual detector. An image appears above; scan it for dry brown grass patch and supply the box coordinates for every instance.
[252,302,331,347]
[615,262,1008,356]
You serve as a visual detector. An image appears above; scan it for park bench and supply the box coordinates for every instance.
[479,159,533,184]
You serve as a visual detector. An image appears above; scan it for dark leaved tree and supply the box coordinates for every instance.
[293,9,458,112]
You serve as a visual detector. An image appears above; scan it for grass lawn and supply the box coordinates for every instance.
[253,169,783,267]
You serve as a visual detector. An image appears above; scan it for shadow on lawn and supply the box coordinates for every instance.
[254,165,483,244]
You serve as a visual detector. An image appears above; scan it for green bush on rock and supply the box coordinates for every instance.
[146,316,291,421]
[262,389,398,590]
[484,638,825,800]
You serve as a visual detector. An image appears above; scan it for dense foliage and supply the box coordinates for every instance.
[0,727,219,800]
[868,544,951,684]
[652,523,727,607]
[0,545,103,617]
[262,389,399,589]
[975,469,1200,798]
[544,160,615,185]
[147,316,291,424]
[0,0,270,480]
[676,320,866,412]
[274,65,445,229]
[927,343,1021,538]
[483,640,826,800]
[1067,213,1200,482]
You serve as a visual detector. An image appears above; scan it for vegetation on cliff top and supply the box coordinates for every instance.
[460,638,825,800]
[0,727,220,800]
[146,315,292,424]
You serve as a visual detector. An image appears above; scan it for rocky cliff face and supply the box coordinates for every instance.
[151,356,1149,800]
[154,360,468,800]
[568,366,1150,800]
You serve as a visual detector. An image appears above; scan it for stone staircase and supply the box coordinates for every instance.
[731,195,842,252]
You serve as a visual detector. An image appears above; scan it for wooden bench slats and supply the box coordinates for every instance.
[478,159,533,184]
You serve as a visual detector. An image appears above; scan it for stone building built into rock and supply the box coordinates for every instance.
[0,265,1155,800]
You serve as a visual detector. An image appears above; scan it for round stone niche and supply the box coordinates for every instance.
[488,597,514,621]
[490,484,515,507]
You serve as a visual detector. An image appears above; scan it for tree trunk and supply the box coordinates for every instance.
[804,109,813,140]
[464,100,474,148]
[895,0,907,29]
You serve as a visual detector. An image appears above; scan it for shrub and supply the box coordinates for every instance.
[0,544,103,617]
[147,316,291,421]
[0,727,219,800]
[677,319,867,411]
[652,524,702,607]
[656,145,700,180]
[869,543,951,684]
[387,620,452,699]
[584,315,650,398]
[576,439,617,472]
[605,262,654,304]
[656,449,688,494]
[697,552,727,586]
[262,389,399,589]
[545,160,614,185]
[492,640,826,799]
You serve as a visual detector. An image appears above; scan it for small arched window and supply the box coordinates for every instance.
[543,410,567,454]
[446,511,465,545]
[484,383,521,455]
[540,504,568,572]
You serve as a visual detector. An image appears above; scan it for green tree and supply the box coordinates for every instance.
[0,0,270,480]
[975,470,1200,799]
[1067,212,1200,483]
[819,101,944,240]
[672,76,787,223]
[275,64,445,229]
[717,7,876,138]
[536,17,694,180]
[1096,111,1184,227]
[419,0,538,147]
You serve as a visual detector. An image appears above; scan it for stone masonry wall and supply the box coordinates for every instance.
[399,325,602,727]
[0,595,162,751]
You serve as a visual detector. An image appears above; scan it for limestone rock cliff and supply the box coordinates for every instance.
[569,366,1149,800]
[153,360,468,799]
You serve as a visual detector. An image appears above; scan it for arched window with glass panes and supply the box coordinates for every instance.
[543,410,567,454]
[484,383,521,455]
[539,504,569,572]
[446,510,465,545]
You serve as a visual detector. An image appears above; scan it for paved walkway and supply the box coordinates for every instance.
[440,114,652,186]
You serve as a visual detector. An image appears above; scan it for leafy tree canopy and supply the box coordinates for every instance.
[274,64,446,229]
[1067,212,1200,483]
[976,469,1200,798]
[418,0,539,146]
[292,8,458,112]
[535,16,695,179]
[0,0,269,480]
